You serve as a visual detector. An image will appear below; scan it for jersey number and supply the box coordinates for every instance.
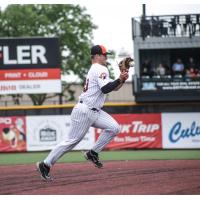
[83,78,89,92]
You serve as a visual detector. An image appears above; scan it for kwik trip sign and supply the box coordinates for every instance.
[0,37,61,94]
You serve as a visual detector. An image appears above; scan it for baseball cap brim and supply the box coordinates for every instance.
[105,51,112,55]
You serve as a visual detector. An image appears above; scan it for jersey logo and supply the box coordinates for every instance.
[99,72,107,80]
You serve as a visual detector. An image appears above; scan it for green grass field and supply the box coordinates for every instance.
[0,149,200,165]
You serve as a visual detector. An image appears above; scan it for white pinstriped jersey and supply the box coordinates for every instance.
[79,63,111,109]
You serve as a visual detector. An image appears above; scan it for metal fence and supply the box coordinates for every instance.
[132,14,200,40]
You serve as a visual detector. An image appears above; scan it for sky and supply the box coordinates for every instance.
[1,1,200,55]
[1,0,200,81]
[73,1,200,81]
[84,2,200,56]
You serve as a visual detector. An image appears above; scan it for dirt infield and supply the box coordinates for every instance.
[0,160,200,195]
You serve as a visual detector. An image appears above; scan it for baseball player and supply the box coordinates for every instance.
[36,45,129,181]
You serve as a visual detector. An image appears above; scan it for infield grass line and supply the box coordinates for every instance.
[0,150,200,165]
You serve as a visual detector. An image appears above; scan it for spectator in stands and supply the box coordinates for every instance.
[195,14,200,36]
[186,57,197,70]
[140,17,151,40]
[160,19,168,37]
[141,59,155,77]
[185,57,199,80]
[141,66,149,76]
[156,63,166,76]
[163,63,171,75]
[172,58,185,76]
[185,67,199,80]
[151,16,160,37]
[184,15,192,37]
[169,17,177,36]
[192,14,200,36]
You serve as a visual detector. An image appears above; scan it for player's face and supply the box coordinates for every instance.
[99,54,107,66]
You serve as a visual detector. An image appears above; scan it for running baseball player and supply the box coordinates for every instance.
[36,45,130,181]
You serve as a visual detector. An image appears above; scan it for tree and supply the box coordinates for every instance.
[0,4,96,105]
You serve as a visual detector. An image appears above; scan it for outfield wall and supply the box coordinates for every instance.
[0,104,200,152]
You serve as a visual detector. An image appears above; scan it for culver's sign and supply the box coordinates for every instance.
[162,113,200,148]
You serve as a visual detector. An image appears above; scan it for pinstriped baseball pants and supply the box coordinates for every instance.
[44,102,120,167]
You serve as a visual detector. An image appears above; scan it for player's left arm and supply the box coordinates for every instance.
[100,71,128,94]
[113,82,124,91]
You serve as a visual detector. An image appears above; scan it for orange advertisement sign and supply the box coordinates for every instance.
[95,114,162,149]
[0,116,26,152]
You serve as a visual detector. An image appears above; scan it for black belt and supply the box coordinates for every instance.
[80,101,99,112]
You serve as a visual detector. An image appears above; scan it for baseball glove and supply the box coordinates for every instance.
[118,57,134,72]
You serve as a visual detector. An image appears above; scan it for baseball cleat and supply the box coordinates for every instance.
[84,150,103,168]
[36,161,53,181]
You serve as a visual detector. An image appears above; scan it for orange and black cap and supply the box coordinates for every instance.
[91,45,112,55]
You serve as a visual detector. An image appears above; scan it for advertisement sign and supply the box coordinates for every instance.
[0,68,60,81]
[26,115,70,151]
[0,80,61,94]
[0,116,26,152]
[0,37,60,69]
[0,37,61,94]
[162,113,200,148]
[2,112,200,152]
[95,114,162,149]
[26,115,95,151]
[141,80,200,91]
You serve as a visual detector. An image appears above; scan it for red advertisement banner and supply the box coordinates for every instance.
[0,116,26,152]
[0,68,60,81]
[95,114,162,149]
